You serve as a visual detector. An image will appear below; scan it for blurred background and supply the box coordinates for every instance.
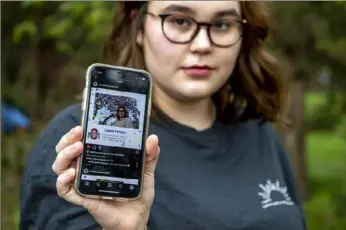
[1,1,345,230]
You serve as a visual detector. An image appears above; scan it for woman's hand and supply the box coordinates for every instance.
[52,126,160,230]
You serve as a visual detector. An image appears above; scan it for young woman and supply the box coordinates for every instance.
[20,1,307,230]
[103,105,134,128]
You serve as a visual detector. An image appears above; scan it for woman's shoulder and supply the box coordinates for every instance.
[53,103,82,123]
[37,103,82,143]
[43,103,82,134]
[234,118,278,138]
[243,118,290,161]
[226,118,283,152]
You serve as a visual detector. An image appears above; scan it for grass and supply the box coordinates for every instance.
[304,92,346,230]
[305,91,345,182]
[307,131,346,180]
[305,92,328,112]
[304,131,346,230]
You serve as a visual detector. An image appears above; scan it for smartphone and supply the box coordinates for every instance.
[75,63,152,200]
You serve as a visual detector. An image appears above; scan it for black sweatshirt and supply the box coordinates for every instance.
[20,104,307,230]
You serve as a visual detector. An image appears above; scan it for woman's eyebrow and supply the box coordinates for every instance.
[160,4,241,18]
[160,4,196,15]
[215,9,241,18]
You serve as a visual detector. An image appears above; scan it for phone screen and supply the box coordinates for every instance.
[78,65,151,198]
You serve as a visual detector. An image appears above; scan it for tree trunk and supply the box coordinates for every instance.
[35,37,71,118]
[278,81,309,201]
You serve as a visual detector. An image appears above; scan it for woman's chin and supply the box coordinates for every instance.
[175,84,219,101]
[173,89,215,102]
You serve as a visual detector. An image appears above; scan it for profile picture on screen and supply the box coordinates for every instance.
[103,105,134,128]
[92,93,140,129]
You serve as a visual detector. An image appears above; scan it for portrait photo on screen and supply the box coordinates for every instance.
[92,92,140,129]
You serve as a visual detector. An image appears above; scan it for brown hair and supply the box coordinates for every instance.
[103,2,288,123]
[116,105,129,120]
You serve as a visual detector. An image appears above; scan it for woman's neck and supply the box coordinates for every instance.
[153,86,216,131]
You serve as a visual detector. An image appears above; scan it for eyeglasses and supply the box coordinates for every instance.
[146,12,247,48]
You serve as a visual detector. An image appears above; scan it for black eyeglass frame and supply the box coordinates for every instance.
[146,12,247,48]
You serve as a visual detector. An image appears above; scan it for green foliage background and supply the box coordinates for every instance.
[1,2,346,230]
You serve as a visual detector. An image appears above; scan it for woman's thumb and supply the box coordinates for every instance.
[144,135,160,177]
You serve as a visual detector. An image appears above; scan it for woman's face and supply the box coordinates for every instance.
[118,108,125,118]
[137,1,243,101]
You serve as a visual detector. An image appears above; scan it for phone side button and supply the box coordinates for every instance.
[82,88,87,110]
[82,101,86,110]
[83,88,87,99]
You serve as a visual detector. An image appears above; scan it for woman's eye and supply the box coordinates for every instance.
[177,18,189,25]
[167,15,192,27]
[214,21,231,30]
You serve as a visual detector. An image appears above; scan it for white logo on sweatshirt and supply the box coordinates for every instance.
[258,179,294,209]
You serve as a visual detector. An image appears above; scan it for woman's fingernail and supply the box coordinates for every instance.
[68,168,75,176]
[72,127,80,133]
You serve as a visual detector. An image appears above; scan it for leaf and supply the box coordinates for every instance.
[85,9,105,27]
[21,1,45,9]
[59,2,89,15]
[45,19,72,38]
[12,20,37,44]
[56,41,73,53]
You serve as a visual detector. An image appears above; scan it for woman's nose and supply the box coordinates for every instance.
[189,28,212,54]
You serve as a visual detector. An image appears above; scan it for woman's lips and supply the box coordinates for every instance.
[183,66,213,77]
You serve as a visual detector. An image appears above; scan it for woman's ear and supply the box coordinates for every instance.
[136,30,144,46]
